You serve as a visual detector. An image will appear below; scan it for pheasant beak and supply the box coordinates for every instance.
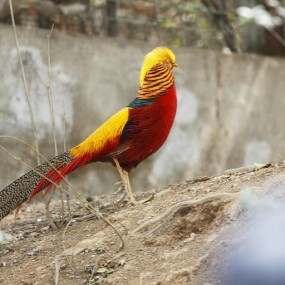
[173,63,178,68]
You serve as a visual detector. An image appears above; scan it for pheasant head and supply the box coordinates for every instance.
[140,46,178,86]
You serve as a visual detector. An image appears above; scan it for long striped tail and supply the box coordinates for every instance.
[0,151,85,221]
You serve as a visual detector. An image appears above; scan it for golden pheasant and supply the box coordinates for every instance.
[0,46,178,220]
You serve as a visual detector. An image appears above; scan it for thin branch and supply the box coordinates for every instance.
[62,98,71,216]
[46,24,58,156]
[45,24,66,225]
[266,26,285,48]
[8,0,41,165]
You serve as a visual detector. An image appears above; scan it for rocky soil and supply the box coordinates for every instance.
[1,163,285,285]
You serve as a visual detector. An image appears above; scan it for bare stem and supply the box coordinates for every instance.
[266,26,285,48]
[62,94,71,216]
[8,0,40,165]
[45,24,66,224]
[46,24,58,156]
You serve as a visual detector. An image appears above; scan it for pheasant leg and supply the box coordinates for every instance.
[113,158,137,205]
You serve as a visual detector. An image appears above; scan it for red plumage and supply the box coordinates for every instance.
[109,84,177,171]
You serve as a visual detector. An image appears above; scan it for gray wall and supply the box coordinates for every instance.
[0,24,285,195]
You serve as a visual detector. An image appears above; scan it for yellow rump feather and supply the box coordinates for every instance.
[140,46,176,86]
[70,107,129,158]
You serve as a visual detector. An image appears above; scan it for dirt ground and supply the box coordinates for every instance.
[1,163,285,285]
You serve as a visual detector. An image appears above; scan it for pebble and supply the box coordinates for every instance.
[118,259,126,267]
[183,233,196,243]
[108,260,117,269]
[29,232,40,238]
[0,261,6,267]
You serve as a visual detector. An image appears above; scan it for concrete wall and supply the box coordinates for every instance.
[0,24,285,195]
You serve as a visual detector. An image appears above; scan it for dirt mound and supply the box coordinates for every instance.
[1,163,285,285]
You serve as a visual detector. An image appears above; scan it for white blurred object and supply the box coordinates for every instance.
[59,3,86,15]
[237,5,283,29]
[239,188,276,211]
[236,7,254,19]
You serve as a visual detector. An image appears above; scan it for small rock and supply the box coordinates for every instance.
[95,248,105,254]
[85,196,94,202]
[107,260,116,269]
[222,175,230,179]
[0,261,6,267]
[29,232,40,238]
[183,234,196,244]
[118,259,126,267]
[27,250,37,256]
[207,233,217,243]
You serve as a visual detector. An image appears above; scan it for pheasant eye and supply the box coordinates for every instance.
[163,59,171,68]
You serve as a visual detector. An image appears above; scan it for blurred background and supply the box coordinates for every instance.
[2,0,285,55]
[0,0,285,195]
